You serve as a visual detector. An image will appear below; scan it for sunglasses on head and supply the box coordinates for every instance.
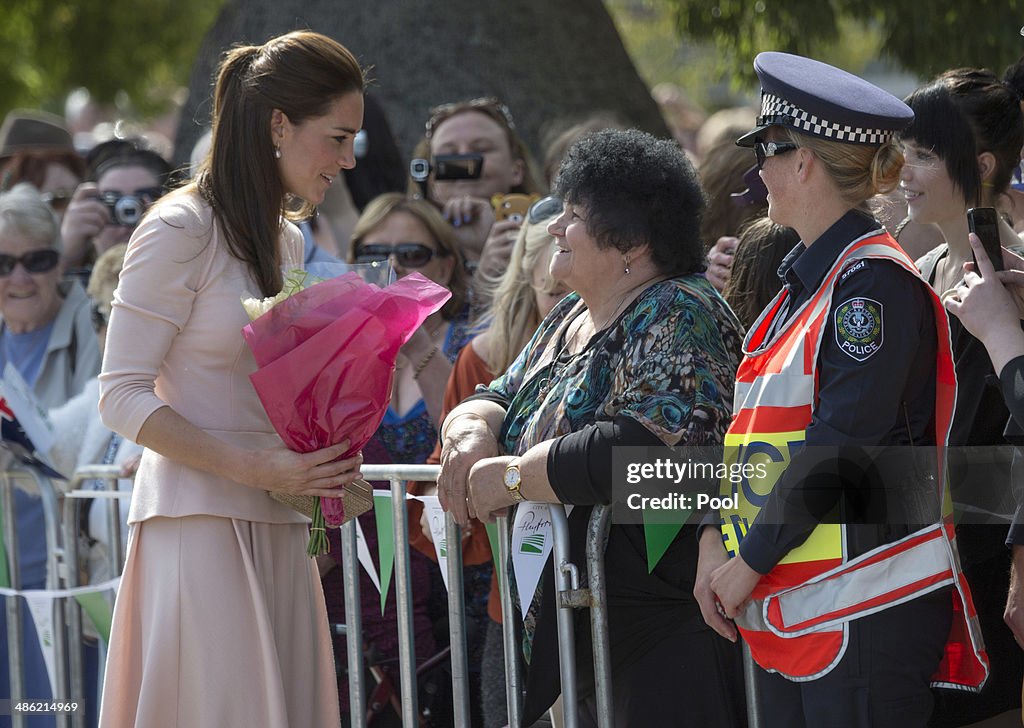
[754,139,799,170]
[425,97,516,139]
[528,196,564,225]
[354,243,448,268]
[0,249,60,277]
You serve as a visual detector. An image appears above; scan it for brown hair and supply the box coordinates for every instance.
[347,193,468,320]
[477,216,560,373]
[699,129,767,248]
[780,127,904,210]
[195,31,364,297]
[1,151,86,191]
[723,216,799,329]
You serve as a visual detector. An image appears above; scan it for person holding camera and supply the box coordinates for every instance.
[414,97,543,281]
[60,138,171,278]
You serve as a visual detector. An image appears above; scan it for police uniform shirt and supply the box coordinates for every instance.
[739,209,939,574]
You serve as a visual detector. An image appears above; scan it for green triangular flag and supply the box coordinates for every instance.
[374,493,395,615]
[75,591,113,644]
[0,498,9,588]
[643,505,691,573]
[485,522,502,598]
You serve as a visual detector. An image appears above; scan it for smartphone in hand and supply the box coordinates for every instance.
[967,207,1004,272]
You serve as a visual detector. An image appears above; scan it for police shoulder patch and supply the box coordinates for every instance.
[839,260,867,284]
[835,297,883,362]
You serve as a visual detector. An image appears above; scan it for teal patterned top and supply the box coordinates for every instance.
[488,275,743,456]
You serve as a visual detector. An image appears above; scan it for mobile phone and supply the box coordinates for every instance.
[491,193,536,224]
[967,207,1003,272]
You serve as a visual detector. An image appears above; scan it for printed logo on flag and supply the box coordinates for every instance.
[519,534,545,554]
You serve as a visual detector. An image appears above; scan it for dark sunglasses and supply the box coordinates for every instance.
[354,243,448,268]
[754,140,799,170]
[425,97,516,139]
[0,249,60,277]
[528,196,564,225]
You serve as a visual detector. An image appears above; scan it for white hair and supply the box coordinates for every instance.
[0,183,62,252]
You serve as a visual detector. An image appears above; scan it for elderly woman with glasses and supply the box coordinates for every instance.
[0,182,100,718]
[414,96,544,281]
[436,129,746,726]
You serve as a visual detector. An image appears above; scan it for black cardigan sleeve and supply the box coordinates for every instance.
[546,415,663,505]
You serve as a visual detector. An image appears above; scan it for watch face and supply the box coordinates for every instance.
[504,466,520,488]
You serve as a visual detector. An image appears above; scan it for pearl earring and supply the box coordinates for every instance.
[624,255,631,275]
[274,145,281,160]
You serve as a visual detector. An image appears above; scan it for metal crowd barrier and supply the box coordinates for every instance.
[1,463,128,728]
[8,461,754,728]
[345,465,617,728]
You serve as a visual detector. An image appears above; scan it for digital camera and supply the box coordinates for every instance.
[100,191,147,227]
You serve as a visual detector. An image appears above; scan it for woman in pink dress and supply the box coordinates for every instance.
[98,31,365,727]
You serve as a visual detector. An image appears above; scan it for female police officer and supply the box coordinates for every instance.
[694,52,989,727]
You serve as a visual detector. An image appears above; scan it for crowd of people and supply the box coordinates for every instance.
[1,27,1024,728]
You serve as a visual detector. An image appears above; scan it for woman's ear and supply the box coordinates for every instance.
[270,109,290,145]
[977,151,997,185]
[511,158,525,188]
[796,147,815,182]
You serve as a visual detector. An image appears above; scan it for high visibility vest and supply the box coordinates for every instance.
[719,230,989,690]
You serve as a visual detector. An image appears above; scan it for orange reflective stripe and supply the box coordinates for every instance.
[720,230,988,687]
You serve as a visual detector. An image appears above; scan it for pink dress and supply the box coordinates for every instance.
[98,189,340,727]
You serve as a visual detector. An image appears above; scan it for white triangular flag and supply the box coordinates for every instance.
[420,496,449,590]
[510,503,555,619]
[354,517,381,593]
[22,592,58,697]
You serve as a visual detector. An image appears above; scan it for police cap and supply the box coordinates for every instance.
[737,52,914,148]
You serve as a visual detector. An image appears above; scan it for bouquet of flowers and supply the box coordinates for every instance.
[242,267,450,554]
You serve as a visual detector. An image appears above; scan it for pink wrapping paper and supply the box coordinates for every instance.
[243,271,450,525]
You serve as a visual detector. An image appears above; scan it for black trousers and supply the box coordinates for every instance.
[756,588,953,728]
[577,627,747,728]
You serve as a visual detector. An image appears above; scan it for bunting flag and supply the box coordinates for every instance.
[510,503,556,618]
[420,496,450,590]
[74,591,114,644]
[0,577,120,697]
[353,518,381,593]
[22,592,58,696]
[373,493,395,614]
[642,505,692,574]
[485,522,502,597]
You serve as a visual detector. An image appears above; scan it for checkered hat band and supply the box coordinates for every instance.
[758,93,894,145]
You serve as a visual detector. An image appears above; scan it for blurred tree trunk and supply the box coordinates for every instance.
[173,0,669,171]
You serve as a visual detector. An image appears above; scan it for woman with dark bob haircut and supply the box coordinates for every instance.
[436,128,746,725]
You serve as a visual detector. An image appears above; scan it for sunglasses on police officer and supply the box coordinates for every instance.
[354,243,449,269]
[753,139,799,170]
[0,249,60,277]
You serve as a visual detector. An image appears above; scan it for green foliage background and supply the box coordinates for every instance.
[0,0,1021,119]
[0,0,223,116]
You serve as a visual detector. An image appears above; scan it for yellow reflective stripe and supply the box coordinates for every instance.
[720,430,842,563]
